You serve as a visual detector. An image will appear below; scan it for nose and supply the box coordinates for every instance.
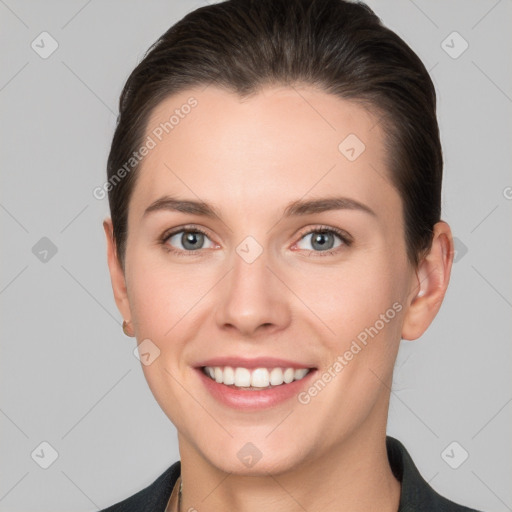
[214,243,292,338]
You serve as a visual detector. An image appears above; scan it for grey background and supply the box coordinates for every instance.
[1,0,511,511]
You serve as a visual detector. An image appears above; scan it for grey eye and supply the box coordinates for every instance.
[296,231,343,252]
[167,230,215,251]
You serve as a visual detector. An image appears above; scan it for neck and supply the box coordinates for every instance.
[176,411,401,512]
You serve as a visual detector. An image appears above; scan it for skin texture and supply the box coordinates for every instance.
[104,85,454,512]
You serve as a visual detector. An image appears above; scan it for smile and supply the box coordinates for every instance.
[196,364,318,410]
[202,366,312,389]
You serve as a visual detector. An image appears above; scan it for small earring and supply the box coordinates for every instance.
[122,320,135,337]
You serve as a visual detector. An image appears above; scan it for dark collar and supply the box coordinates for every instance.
[386,436,480,511]
[100,436,481,511]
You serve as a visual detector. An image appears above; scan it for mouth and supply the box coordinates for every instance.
[200,365,313,390]
[194,361,318,410]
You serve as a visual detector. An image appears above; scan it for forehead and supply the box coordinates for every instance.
[130,85,400,224]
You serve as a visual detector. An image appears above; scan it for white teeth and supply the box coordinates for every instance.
[269,367,284,386]
[294,368,309,380]
[223,366,235,385]
[203,366,311,388]
[250,368,269,387]
[283,368,295,383]
[234,367,251,387]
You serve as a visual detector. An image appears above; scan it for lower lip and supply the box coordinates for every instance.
[195,367,317,410]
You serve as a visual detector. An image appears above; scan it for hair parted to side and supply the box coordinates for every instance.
[107,0,442,271]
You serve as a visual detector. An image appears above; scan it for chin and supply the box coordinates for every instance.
[197,437,311,477]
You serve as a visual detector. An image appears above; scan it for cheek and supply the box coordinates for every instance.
[294,249,408,377]
[304,259,403,332]
[127,253,212,339]
[127,258,205,423]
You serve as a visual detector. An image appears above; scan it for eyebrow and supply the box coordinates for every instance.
[142,195,376,220]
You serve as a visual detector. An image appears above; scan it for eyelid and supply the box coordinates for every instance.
[295,225,353,244]
[291,224,353,256]
[160,224,212,243]
[159,224,218,256]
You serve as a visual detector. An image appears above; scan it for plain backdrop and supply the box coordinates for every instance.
[1,1,511,511]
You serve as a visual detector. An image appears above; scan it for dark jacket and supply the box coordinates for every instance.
[99,436,482,511]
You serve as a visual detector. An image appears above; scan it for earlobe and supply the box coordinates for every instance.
[401,221,454,341]
[103,218,133,329]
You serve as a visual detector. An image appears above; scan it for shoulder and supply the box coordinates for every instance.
[99,460,180,512]
[386,437,483,512]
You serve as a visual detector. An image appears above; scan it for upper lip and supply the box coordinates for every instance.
[196,356,317,370]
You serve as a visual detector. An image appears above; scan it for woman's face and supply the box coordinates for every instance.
[106,85,422,474]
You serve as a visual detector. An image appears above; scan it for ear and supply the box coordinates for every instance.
[401,221,454,341]
[103,218,133,329]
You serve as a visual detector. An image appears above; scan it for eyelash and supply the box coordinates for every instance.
[159,225,214,258]
[159,224,353,258]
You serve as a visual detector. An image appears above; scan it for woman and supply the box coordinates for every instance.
[100,0,482,510]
